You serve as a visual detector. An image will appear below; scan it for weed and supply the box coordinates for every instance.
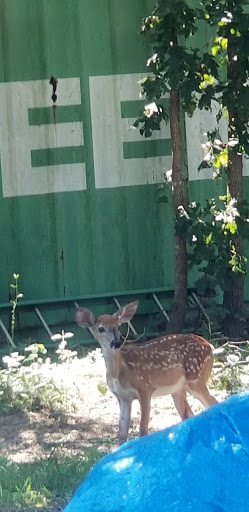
[9,273,23,346]
[212,342,249,394]
[51,330,77,363]
[213,364,242,394]
[97,381,108,396]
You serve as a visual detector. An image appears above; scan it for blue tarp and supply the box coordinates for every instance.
[63,391,249,512]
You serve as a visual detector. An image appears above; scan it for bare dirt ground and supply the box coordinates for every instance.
[0,352,229,463]
[0,391,228,463]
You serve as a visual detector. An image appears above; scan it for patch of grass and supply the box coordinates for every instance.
[0,450,105,511]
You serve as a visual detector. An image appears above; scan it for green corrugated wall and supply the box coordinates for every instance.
[0,0,175,312]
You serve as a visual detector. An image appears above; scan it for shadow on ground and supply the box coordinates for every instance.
[0,410,119,462]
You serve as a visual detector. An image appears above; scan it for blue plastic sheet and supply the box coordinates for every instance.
[63,391,249,512]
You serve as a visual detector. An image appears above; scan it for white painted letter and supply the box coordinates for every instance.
[89,73,171,188]
[0,78,86,197]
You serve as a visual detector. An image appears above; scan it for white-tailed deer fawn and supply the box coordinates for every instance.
[76,300,217,445]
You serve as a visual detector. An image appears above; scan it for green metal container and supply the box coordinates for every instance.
[0,0,174,320]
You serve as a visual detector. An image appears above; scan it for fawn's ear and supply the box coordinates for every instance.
[113,300,139,325]
[76,307,95,328]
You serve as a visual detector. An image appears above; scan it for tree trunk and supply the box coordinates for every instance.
[223,148,244,338]
[222,44,245,338]
[166,90,188,334]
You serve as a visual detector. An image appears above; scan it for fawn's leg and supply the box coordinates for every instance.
[118,398,132,445]
[187,382,218,408]
[172,390,194,420]
[139,393,152,437]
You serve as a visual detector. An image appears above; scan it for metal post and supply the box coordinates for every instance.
[34,306,53,338]
[0,317,16,348]
[152,292,170,321]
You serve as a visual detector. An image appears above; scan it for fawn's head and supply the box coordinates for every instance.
[76,301,139,350]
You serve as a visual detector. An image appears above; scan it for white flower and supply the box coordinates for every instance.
[215,213,223,222]
[57,340,67,351]
[51,331,74,342]
[147,53,158,66]
[203,150,213,162]
[221,11,232,23]
[25,344,38,352]
[164,169,172,183]
[64,332,74,340]
[2,353,25,368]
[51,334,62,341]
[228,138,239,147]
[144,102,160,118]
[215,198,239,224]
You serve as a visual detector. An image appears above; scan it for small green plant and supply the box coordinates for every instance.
[213,361,242,394]
[0,341,79,414]
[51,330,77,363]
[97,380,108,396]
[0,339,107,416]
[9,273,23,345]
[212,341,249,394]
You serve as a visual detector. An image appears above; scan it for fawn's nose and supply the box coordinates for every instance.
[110,330,122,349]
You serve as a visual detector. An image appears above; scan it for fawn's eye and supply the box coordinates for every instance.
[98,325,105,333]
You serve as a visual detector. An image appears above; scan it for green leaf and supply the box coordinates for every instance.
[205,232,213,245]
[133,119,139,128]
[225,222,237,234]
[214,149,228,168]
[220,38,228,49]
[211,45,220,57]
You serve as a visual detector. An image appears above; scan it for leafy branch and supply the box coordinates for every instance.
[176,195,249,294]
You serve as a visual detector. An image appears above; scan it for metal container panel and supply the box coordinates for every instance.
[0,0,175,309]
